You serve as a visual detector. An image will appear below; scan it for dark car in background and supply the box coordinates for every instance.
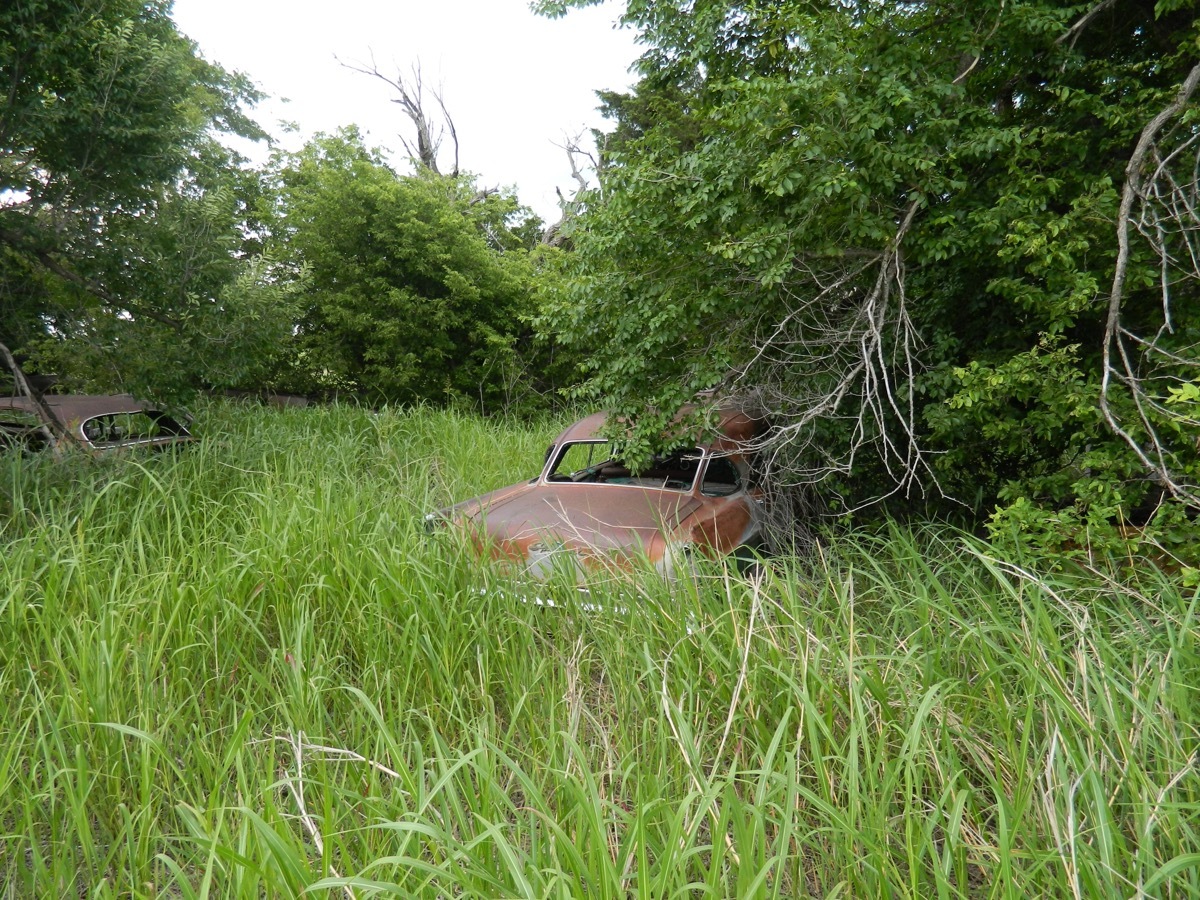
[0,394,193,454]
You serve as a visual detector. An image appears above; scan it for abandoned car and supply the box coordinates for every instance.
[426,405,772,580]
[0,394,194,454]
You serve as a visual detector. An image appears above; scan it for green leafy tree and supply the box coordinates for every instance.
[538,0,1200,554]
[1,0,295,399]
[267,130,546,409]
[23,142,303,399]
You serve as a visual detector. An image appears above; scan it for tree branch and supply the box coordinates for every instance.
[1056,0,1119,51]
[0,339,78,453]
[542,132,598,246]
[338,55,457,176]
[0,225,183,330]
[1102,60,1200,502]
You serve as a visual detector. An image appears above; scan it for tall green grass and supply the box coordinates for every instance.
[1,401,1197,897]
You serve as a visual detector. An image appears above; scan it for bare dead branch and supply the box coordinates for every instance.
[542,132,599,246]
[469,186,498,206]
[952,2,1004,85]
[434,90,460,178]
[725,197,948,508]
[338,54,457,176]
[1102,60,1200,503]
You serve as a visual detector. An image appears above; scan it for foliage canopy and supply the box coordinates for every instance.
[266,130,547,409]
[538,0,1200,554]
[0,0,296,399]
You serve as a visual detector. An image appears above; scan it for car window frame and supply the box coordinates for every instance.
[699,454,744,497]
[543,440,613,482]
[541,440,709,493]
[79,410,190,449]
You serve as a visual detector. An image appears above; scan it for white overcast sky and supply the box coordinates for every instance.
[170,0,640,222]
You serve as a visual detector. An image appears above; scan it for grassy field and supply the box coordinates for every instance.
[1,401,1197,898]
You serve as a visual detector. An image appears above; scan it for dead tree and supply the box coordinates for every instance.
[1103,60,1200,506]
[339,56,459,176]
[728,200,941,508]
[542,132,601,248]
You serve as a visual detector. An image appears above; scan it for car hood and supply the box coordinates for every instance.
[467,483,701,556]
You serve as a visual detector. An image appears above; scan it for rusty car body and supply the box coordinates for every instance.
[427,405,771,580]
[0,394,193,454]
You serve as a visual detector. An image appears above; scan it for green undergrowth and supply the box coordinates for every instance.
[1,401,1197,897]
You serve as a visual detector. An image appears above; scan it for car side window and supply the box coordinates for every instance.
[701,456,741,497]
[548,442,611,481]
[83,412,182,445]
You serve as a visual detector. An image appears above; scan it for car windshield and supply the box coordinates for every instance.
[545,441,704,492]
